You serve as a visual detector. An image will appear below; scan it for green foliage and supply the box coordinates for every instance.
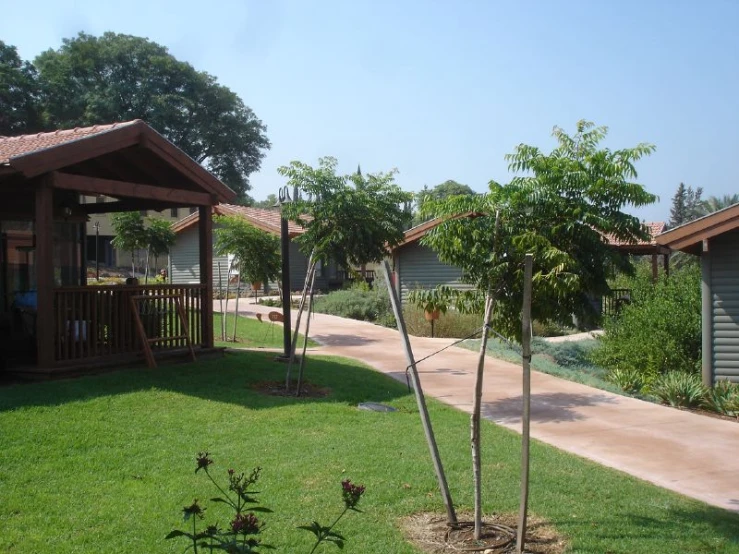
[651,372,707,408]
[110,211,146,274]
[278,157,412,267]
[406,286,454,315]
[592,264,701,376]
[402,305,482,338]
[703,380,739,417]
[0,40,42,135]
[668,183,703,228]
[421,120,656,340]
[252,194,279,209]
[30,32,269,199]
[313,281,393,327]
[413,180,476,225]
[146,217,176,265]
[214,215,281,285]
[700,194,739,216]
[608,368,653,396]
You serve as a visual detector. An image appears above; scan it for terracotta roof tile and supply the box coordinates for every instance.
[172,204,306,237]
[603,222,666,246]
[0,120,141,165]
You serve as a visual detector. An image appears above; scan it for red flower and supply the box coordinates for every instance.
[341,479,365,508]
[231,513,260,535]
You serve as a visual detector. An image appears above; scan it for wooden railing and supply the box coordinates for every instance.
[52,284,206,364]
[602,288,632,318]
[337,269,376,283]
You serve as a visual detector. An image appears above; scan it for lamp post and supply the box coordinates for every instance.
[277,186,297,359]
[93,221,100,281]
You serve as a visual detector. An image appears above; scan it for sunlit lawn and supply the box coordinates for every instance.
[1,352,738,553]
[213,312,319,349]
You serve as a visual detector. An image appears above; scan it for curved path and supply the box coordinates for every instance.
[219,299,739,512]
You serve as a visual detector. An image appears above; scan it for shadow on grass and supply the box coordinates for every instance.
[482,392,619,424]
[0,351,410,412]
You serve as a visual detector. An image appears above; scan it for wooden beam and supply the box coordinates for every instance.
[35,175,55,369]
[52,171,215,206]
[199,205,214,348]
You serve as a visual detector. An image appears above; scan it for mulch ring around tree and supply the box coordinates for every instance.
[402,512,567,554]
[251,380,330,398]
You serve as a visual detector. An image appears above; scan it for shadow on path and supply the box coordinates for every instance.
[483,391,619,424]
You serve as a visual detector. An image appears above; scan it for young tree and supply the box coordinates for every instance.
[33,32,270,201]
[111,212,146,277]
[422,120,656,538]
[668,183,704,228]
[214,215,281,340]
[145,218,177,283]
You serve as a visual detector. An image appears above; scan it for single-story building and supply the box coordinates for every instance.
[656,203,739,386]
[391,217,669,304]
[170,204,350,292]
[0,120,234,372]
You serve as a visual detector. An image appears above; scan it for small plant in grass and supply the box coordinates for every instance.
[651,372,706,408]
[167,452,365,553]
[703,380,739,417]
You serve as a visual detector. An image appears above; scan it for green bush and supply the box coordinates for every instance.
[313,278,394,326]
[536,340,597,369]
[402,305,482,338]
[651,372,706,408]
[703,380,739,416]
[607,368,652,395]
[592,264,701,376]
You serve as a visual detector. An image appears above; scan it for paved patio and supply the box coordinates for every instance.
[220,299,739,512]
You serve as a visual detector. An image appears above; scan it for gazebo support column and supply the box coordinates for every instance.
[199,205,214,348]
[35,176,55,369]
[701,240,713,387]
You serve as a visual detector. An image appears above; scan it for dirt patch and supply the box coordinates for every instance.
[251,380,330,398]
[402,512,566,554]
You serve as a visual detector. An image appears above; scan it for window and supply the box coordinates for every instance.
[170,208,179,218]
[190,207,197,215]
[95,195,105,203]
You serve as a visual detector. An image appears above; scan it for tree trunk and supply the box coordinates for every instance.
[131,250,135,278]
[472,292,495,540]
[232,266,242,342]
[295,269,317,396]
[144,247,150,285]
[517,255,534,554]
[381,260,458,525]
[223,261,233,341]
[285,251,316,391]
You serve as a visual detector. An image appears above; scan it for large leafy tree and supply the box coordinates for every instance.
[0,41,42,135]
[413,180,475,226]
[421,120,656,538]
[33,32,270,201]
[110,211,146,277]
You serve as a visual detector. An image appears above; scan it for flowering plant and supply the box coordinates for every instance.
[166,452,366,553]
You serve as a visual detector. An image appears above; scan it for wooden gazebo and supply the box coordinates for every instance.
[0,120,235,372]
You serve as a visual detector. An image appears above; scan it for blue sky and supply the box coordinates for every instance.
[2,0,738,221]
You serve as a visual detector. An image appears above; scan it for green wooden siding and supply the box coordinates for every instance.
[711,229,739,383]
[396,242,473,301]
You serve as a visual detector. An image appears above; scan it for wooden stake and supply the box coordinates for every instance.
[296,269,317,396]
[286,252,316,391]
[381,260,458,525]
[232,266,241,342]
[217,261,224,340]
[517,254,534,553]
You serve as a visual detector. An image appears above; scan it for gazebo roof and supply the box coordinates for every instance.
[0,120,236,213]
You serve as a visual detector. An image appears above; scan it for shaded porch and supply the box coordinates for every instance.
[0,120,235,373]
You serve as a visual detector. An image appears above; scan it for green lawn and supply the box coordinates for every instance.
[214,312,319,349]
[1,352,738,553]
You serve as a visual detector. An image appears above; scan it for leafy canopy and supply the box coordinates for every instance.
[214,215,281,285]
[421,120,657,338]
[31,32,270,201]
[0,41,42,135]
[278,157,412,267]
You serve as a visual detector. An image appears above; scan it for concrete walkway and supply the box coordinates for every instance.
[220,299,739,512]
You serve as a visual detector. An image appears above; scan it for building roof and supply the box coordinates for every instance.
[394,215,668,255]
[0,120,235,205]
[656,202,739,255]
[0,121,137,165]
[172,204,306,237]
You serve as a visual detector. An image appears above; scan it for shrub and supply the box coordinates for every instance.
[607,368,652,395]
[592,264,701,376]
[402,305,482,338]
[537,340,597,369]
[532,320,577,337]
[313,277,394,327]
[703,380,739,416]
[651,372,706,408]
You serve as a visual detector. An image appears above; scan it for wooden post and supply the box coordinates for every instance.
[381,260,457,525]
[199,206,214,348]
[651,253,658,282]
[664,252,670,278]
[517,254,534,553]
[280,216,292,358]
[35,176,55,369]
[701,241,712,387]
